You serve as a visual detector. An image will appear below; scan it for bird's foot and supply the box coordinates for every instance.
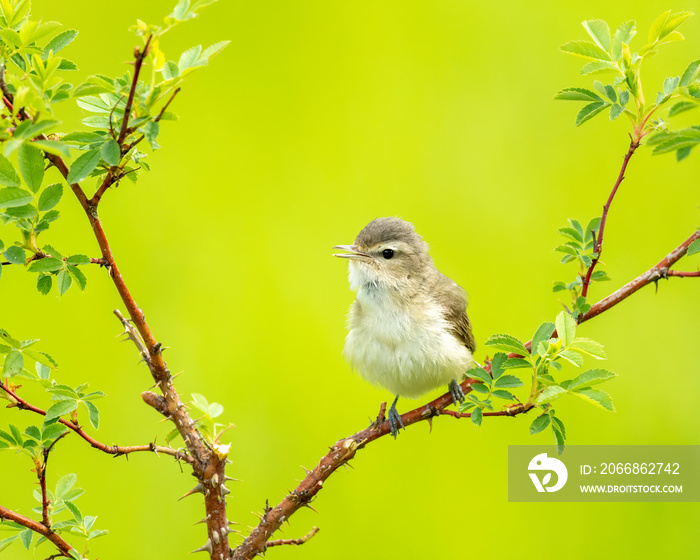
[388,396,404,439]
[449,379,465,406]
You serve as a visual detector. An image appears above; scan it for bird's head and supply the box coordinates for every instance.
[333,217,434,292]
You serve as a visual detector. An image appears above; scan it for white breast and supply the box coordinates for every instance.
[343,280,473,399]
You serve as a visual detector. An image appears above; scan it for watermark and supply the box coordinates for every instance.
[509,445,700,502]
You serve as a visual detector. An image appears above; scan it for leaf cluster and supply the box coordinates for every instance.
[478,312,616,452]
[557,12,700,160]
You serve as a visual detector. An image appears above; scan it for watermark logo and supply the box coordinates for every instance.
[528,452,568,492]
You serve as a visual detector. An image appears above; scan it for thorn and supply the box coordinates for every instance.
[427,417,434,434]
[303,504,318,514]
[193,517,208,525]
[178,482,205,501]
[301,465,312,475]
[223,476,240,482]
[220,483,231,496]
[227,519,240,526]
[190,539,213,554]
[211,473,219,487]
[212,530,221,545]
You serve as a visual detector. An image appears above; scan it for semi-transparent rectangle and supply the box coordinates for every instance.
[509,446,700,502]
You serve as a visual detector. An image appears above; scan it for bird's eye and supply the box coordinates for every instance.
[382,249,394,259]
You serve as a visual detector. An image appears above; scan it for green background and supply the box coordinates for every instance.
[2,0,699,558]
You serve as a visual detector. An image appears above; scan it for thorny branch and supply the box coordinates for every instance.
[266,526,320,548]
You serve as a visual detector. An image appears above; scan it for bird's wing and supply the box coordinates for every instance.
[437,275,476,353]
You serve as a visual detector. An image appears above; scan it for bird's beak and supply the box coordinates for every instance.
[333,245,371,261]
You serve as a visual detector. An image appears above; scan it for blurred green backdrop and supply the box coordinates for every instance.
[2,0,700,558]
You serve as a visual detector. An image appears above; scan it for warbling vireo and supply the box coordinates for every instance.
[334,217,475,438]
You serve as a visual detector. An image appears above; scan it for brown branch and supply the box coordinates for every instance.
[0,504,75,558]
[0,380,192,463]
[117,35,152,145]
[231,376,528,560]
[1,256,108,266]
[39,431,69,528]
[440,404,534,419]
[581,138,639,297]
[579,229,700,324]
[266,526,320,549]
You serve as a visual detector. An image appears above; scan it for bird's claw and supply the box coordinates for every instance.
[449,379,465,405]
[388,397,404,439]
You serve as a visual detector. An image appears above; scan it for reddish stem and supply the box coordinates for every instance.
[581,139,639,297]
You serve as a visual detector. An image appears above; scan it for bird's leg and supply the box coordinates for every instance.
[448,379,465,405]
[387,395,404,439]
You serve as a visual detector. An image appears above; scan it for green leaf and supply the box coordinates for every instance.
[668,101,697,117]
[100,139,120,167]
[575,102,609,126]
[535,386,567,404]
[529,413,551,435]
[28,258,63,272]
[555,311,576,346]
[18,144,45,193]
[66,265,87,291]
[179,45,203,73]
[532,322,555,355]
[559,349,584,367]
[466,367,492,385]
[491,389,514,400]
[3,350,23,376]
[82,401,99,429]
[57,269,72,295]
[502,358,530,369]
[569,337,606,359]
[560,40,611,61]
[37,274,52,295]
[490,352,508,379]
[55,473,77,499]
[140,121,160,149]
[45,399,78,422]
[67,149,101,184]
[64,501,82,523]
[38,183,63,211]
[201,40,230,62]
[609,103,624,121]
[611,21,636,60]
[32,140,71,158]
[62,132,105,145]
[19,529,32,550]
[470,406,482,427]
[580,60,619,75]
[571,387,615,411]
[0,154,20,187]
[680,60,700,87]
[471,383,490,394]
[42,422,68,443]
[493,375,524,389]
[649,10,692,43]
[686,239,700,256]
[653,135,700,155]
[551,416,566,454]
[582,20,611,52]
[560,369,616,391]
[663,76,680,96]
[43,29,78,56]
[0,187,32,208]
[4,246,26,264]
[554,87,602,102]
[484,333,529,356]
[161,61,179,80]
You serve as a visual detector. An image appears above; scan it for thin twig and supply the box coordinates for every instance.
[581,138,639,297]
[266,526,320,548]
[117,35,152,145]
[39,431,69,528]
[0,380,193,463]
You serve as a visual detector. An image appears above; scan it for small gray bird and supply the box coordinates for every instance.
[334,217,475,438]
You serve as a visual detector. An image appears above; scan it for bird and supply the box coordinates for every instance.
[334,217,475,438]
